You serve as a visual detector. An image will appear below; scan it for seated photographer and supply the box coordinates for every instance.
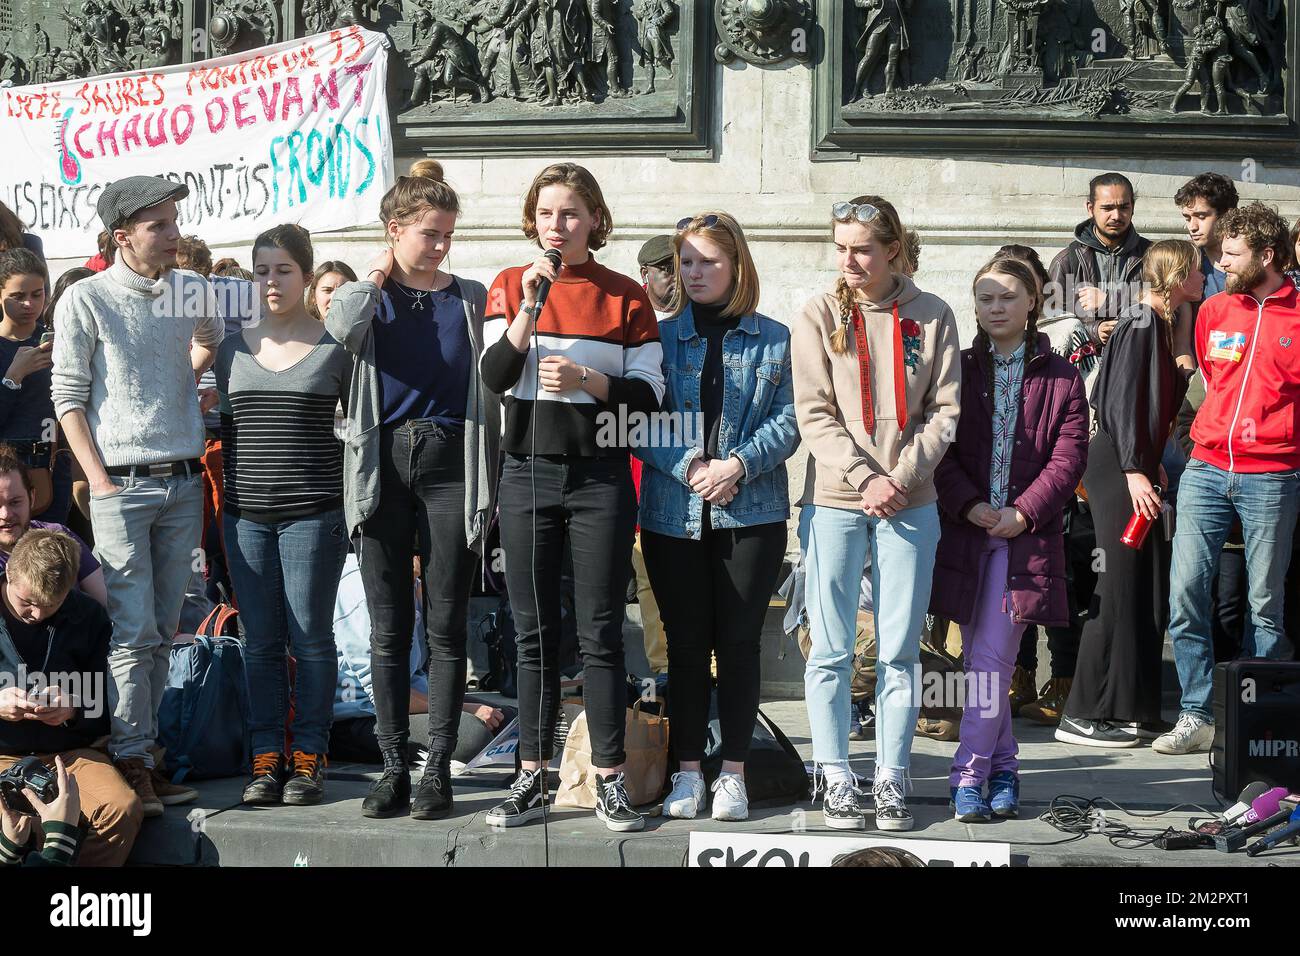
[0,530,142,866]
[0,754,81,866]
[331,553,513,767]
[0,445,106,608]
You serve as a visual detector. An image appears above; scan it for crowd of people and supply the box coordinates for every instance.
[0,159,1297,865]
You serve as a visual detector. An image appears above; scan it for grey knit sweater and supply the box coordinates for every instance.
[51,260,224,467]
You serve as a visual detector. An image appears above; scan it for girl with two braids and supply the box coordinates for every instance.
[929,255,1089,820]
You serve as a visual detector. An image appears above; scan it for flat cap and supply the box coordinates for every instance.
[97,176,189,232]
[637,234,675,268]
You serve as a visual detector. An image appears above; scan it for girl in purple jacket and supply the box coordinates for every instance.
[931,256,1089,821]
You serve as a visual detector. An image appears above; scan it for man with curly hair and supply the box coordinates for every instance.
[1159,202,1300,756]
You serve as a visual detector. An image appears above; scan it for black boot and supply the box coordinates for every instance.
[411,752,453,820]
[361,749,410,818]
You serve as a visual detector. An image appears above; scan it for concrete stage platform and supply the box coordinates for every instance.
[127,700,1300,868]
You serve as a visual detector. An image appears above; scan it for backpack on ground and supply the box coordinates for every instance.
[157,604,252,783]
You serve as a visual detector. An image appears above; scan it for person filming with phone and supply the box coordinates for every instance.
[0,529,142,866]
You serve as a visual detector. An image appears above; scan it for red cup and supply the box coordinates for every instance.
[1121,484,1163,549]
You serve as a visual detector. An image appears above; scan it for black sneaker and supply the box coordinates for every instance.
[822,779,868,830]
[242,752,284,806]
[872,777,914,831]
[595,772,645,832]
[1054,715,1141,749]
[411,754,453,820]
[361,750,411,818]
[282,751,326,806]
[486,768,549,828]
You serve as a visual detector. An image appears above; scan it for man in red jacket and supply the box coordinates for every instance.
[1159,202,1300,756]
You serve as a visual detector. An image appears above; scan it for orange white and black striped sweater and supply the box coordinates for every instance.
[481,257,666,457]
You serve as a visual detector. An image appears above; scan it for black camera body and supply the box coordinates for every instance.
[0,756,58,814]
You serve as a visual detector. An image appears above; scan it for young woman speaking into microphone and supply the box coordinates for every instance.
[480,163,665,833]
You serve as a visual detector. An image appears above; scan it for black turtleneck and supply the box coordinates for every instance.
[694,301,741,459]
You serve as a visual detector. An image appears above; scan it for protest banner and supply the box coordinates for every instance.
[1,24,394,257]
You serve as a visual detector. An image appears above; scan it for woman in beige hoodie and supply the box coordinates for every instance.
[793,196,962,832]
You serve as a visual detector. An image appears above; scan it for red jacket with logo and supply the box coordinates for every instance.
[1191,278,1300,472]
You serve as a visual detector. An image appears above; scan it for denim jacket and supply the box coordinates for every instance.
[635,305,799,539]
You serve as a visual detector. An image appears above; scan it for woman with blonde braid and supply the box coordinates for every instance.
[1056,240,1201,748]
[793,195,961,830]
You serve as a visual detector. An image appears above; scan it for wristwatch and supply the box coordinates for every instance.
[579,366,589,385]
[521,302,542,317]
[1,378,19,391]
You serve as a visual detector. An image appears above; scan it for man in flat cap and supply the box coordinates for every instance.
[638,234,676,318]
[51,176,223,817]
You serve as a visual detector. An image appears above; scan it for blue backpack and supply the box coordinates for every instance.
[158,605,252,783]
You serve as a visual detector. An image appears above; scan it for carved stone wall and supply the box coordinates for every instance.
[815,0,1297,155]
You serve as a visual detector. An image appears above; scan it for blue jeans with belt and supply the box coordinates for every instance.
[90,471,204,766]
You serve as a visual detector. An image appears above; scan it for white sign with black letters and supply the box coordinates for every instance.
[688,832,1010,867]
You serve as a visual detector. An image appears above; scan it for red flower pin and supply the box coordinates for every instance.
[900,319,921,338]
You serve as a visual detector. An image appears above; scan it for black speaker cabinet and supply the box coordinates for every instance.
[1212,660,1300,802]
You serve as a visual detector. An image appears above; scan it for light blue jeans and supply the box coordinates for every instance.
[89,473,204,766]
[1168,458,1300,719]
[798,501,941,773]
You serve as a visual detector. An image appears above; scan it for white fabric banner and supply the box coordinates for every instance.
[1,25,394,258]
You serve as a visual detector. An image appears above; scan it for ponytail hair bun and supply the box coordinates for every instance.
[408,159,445,183]
[380,159,460,227]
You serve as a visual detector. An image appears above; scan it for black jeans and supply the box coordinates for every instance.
[641,521,787,763]
[498,454,636,767]
[358,421,476,758]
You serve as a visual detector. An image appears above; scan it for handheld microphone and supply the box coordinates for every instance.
[1241,787,1289,825]
[1214,806,1294,852]
[1246,806,1300,857]
[534,249,563,314]
[1220,781,1272,824]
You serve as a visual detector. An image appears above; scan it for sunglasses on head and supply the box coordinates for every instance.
[677,214,720,232]
[832,201,882,224]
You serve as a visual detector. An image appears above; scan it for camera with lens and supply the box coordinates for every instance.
[0,756,58,815]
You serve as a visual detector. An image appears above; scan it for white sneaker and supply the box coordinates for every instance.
[663,771,706,819]
[710,772,749,821]
[1152,712,1214,755]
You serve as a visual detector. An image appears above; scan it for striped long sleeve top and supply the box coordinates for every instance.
[214,330,351,522]
[480,256,665,457]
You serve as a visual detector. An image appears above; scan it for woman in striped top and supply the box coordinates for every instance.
[214,224,350,808]
[481,163,665,833]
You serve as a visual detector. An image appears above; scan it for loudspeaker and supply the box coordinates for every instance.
[1211,659,1300,801]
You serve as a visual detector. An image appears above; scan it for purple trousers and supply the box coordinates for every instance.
[950,537,1026,789]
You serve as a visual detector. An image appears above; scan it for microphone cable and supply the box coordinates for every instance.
[531,300,549,867]
[529,251,561,867]
[1038,794,1223,849]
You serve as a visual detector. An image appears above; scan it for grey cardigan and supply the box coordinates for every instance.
[325,277,500,555]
